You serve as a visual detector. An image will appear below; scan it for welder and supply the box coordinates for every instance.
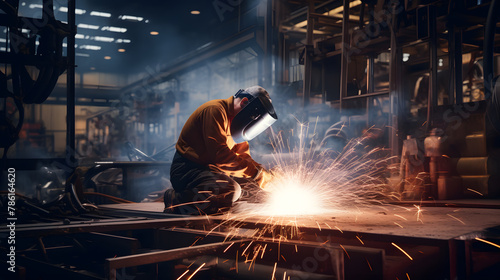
[164,86,278,215]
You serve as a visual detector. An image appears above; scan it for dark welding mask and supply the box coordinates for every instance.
[230,86,278,143]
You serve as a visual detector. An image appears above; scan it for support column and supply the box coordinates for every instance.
[67,0,76,160]
[339,0,350,113]
[302,0,315,107]
[427,5,438,131]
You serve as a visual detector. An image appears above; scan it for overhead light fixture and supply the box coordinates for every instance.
[191,10,201,15]
[76,53,90,57]
[93,36,115,42]
[90,67,96,70]
[403,53,410,62]
[101,26,127,33]
[150,31,159,35]
[118,48,126,52]
[29,4,42,9]
[78,23,99,30]
[116,39,131,43]
[80,45,101,51]
[59,7,86,14]
[75,34,85,39]
[119,15,144,22]
[104,56,111,60]
[90,11,112,18]
[62,43,79,48]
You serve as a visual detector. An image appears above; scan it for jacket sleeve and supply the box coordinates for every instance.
[232,142,262,169]
[202,106,260,178]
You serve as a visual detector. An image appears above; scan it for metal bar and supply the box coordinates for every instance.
[104,240,246,280]
[5,217,212,237]
[455,29,463,104]
[302,0,315,107]
[82,232,140,255]
[342,90,389,100]
[428,5,438,129]
[339,0,350,113]
[389,15,401,157]
[67,0,76,159]
[367,56,375,93]
[448,16,455,105]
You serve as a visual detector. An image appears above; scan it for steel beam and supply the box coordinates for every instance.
[339,0,350,113]
[104,240,246,280]
[67,0,76,158]
[302,0,315,107]
[3,217,212,237]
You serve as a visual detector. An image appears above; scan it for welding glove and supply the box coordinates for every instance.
[254,167,273,189]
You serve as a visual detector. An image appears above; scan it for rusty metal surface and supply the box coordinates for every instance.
[100,202,500,241]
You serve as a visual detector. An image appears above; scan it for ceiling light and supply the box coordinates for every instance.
[78,23,99,30]
[118,48,126,52]
[59,7,86,14]
[403,53,410,62]
[93,36,114,42]
[191,10,201,15]
[90,11,112,18]
[80,45,101,50]
[150,31,159,35]
[29,4,42,9]
[116,39,131,43]
[75,34,85,39]
[104,56,111,60]
[101,26,127,33]
[90,67,96,70]
[76,53,90,57]
[119,15,144,22]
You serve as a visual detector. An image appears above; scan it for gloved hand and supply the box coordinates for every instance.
[254,168,273,189]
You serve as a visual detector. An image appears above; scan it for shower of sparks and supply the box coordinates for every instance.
[475,237,500,249]
[176,270,190,280]
[466,188,483,196]
[391,242,413,260]
[241,122,398,218]
[447,214,466,225]
[209,121,415,280]
[271,262,277,280]
[187,263,205,280]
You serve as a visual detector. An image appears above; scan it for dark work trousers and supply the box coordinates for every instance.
[168,151,242,215]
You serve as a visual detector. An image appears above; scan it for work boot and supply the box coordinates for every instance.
[163,188,176,214]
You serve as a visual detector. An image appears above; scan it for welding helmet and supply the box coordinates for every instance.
[230,86,278,143]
